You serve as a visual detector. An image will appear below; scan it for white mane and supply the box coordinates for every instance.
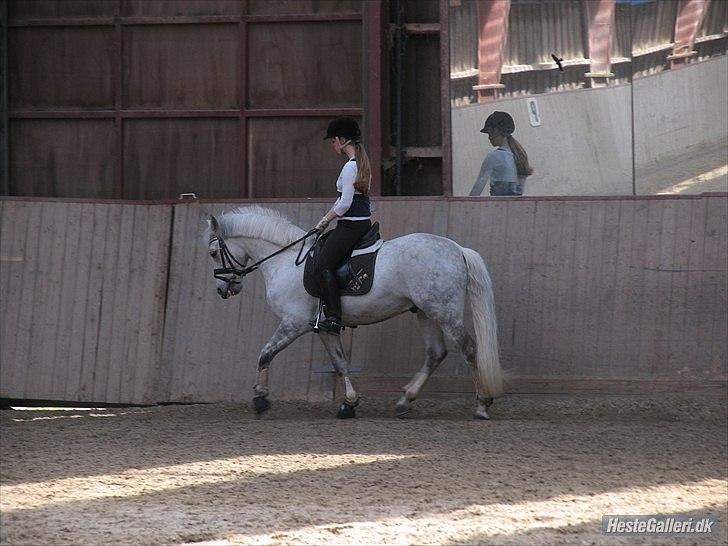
[217,206,306,247]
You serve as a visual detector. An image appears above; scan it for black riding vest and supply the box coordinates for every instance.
[337,158,371,218]
[337,193,371,218]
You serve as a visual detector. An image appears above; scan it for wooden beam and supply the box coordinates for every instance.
[391,146,442,158]
[669,0,712,68]
[366,1,383,196]
[347,376,728,397]
[440,0,452,196]
[475,0,510,102]
[1,0,7,195]
[404,23,440,34]
[585,0,616,88]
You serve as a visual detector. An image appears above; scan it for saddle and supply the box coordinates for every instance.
[303,222,383,298]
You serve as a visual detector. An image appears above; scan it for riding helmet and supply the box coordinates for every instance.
[324,117,361,142]
[480,111,515,135]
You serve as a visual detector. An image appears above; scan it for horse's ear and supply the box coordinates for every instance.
[208,215,220,234]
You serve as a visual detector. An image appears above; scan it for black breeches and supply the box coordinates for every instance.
[316,219,372,274]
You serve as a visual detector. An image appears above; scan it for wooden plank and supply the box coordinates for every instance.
[170,202,217,401]
[65,203,96,400]
[352,376,728,397]
[594,198,622,376]
[119,206,149,403]
[522,200,551,366]
[581,201,607,378]
[622,199,650,378]
[23,202,54,398]
[404,23,440,34]
[502,199,537,375]
[664,199,693,374]
[35,204,69,398]
[0,202,31,397]
[609,199,637,377]
[551,201,579,376]
[636,199,666,377]
[137,205,172,403]
[703,195,728,378]
[50,203,82,399]
[562,201,592,377]
[88,205,122,401]
[107,205,138,403]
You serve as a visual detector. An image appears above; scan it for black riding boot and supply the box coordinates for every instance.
[317,269,342,334]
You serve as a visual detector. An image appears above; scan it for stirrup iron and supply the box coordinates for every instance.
[311,299,324,332]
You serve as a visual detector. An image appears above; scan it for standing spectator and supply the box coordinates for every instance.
[469,111,533,196]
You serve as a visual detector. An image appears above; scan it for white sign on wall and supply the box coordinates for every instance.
[527,98,542,127]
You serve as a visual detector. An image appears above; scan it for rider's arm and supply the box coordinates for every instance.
[327,162,357,221]
[469,153,497,196]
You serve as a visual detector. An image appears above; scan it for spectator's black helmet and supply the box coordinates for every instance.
[480,111,515,135]
[324,117,361,142]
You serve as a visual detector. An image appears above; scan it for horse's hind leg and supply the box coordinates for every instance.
[440,322,491,420]
[318,333,359,419]
[395,312,448,417]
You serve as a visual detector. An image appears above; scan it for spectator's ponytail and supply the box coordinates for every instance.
[507,135,534,177]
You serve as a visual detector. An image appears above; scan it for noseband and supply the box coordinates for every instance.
[211,235,251,283]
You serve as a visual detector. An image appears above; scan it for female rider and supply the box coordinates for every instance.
[312,117,372,334]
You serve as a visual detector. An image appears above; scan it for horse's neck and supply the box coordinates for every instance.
[236,237,298,286]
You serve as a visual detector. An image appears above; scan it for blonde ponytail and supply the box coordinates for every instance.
[353,142,371,195]
[507,135,534,177]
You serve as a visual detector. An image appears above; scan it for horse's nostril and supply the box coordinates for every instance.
[217,287,226,298]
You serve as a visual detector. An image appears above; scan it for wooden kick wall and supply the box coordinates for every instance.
[1,194,726,404]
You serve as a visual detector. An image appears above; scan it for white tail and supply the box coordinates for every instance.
[462,247,504,398]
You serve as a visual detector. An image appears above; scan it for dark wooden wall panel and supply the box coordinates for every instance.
[9,27,115,109]
[6,1,375,201]
[124,24,239,109]
[10,120,117,198]
[124,119,240,200]
[247,1,362,15]
[124,0,245,17]
[401,0,439,23]
[9,0,116,18]
[248,117,358,198]
[247,21,362,109]
[403,35,441,146]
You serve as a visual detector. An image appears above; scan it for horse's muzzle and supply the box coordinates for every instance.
[218,280,242,299]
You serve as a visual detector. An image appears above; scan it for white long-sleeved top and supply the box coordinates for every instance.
[469,146,523,196]
[333,159,370,220]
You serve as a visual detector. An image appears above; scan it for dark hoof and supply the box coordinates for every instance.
[253,396,270,415]
[482,397,494,408]
[337,401,358,419]
[395,404,411,418]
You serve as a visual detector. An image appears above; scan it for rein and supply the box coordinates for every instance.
[213,229,319,283]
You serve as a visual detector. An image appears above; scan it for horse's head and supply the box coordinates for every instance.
[207,214,247,299]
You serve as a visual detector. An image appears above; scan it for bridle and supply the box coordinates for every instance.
[211,229,319,287]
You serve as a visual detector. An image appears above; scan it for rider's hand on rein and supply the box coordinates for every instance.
[314,217,330,233]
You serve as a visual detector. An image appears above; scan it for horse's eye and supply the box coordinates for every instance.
[210,250,218,258]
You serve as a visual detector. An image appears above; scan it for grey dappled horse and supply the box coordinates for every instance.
[205,206,504,419]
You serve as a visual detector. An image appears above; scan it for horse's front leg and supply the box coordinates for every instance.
[318,333,359,419]
[253,319,310,414]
